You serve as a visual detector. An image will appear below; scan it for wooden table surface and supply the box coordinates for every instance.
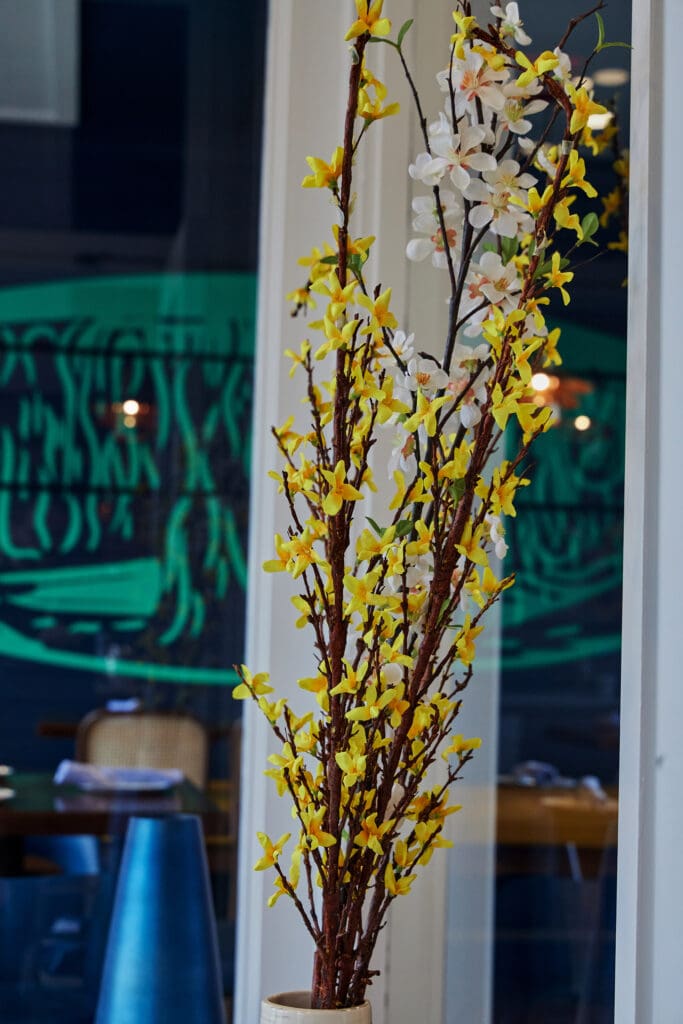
[496,784,618,849]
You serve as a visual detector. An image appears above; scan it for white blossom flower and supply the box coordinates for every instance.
[552,47,573,83]
[427,123,498,192]
[404,357,450,394]
[386,552,433,598]
[405,554,433,592]
[485,513,508,559]
[438,47,508,118]
[460,251,522,334]
[484,158,537,198]
[465,176,533,238]
[534,143,559,178]
[498,87,548,135]
[475,251,522,304]
[491,3,532,46]
[378,328,415,366]
[406,190,463,267]
[387,429,417,478]
[446,343,491,427]
[428,110,453,138]
[409,151,446,188]
[391,330,416,364]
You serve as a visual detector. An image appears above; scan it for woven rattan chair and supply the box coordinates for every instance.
[76,709,209,789]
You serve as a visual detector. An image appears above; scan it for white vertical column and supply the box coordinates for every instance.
[617,1,683,1021]
[234,4,353,1023]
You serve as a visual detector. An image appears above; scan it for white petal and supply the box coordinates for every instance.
[498,158,521,177]
[478,84,507,111]
[412,156,447,186]
[508,118,533,135]
[406,238,434,262]
[409,152,432,180]
[469,151,498,172]
[413,212,438,233]
[429,111,452,138]
[516,171,537,189]
[469,204,494,230]
[478,250,505,275]
[412,194,435,214]
[449,164,471,192]
[464,178,491,203]
[491,211,518,237]
[525,99,547,116]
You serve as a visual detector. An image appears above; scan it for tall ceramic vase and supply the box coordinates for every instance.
[261,991,372,1024]
[95,814,226,1024]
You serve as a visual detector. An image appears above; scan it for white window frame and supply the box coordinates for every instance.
[616,2,683,1022]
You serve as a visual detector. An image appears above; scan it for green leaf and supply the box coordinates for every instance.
[319,255,338,266]
[367,517,385,537]
[595,11,605,50]
[533,259,552,281]
[348,253,366,276]
[395,519,414,538]
[595,11,631,52]
[501,237,519,264]
[397,18,414,47]
[581,212,600,243]
[449,478,466,504]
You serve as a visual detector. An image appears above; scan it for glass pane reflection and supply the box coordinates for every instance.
[0,1,267,1021]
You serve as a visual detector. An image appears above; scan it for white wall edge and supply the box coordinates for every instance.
[234,4,295,1022]
[616,0,664,1020]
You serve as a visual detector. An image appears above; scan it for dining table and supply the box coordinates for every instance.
[0,772,232,875]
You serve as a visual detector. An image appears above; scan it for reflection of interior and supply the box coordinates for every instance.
[76,708,210,789]
[494,325,624,1021]
[0,1,263,1021]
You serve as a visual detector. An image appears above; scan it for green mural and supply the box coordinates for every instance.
[0,273,255,685]
[502,322,625,673]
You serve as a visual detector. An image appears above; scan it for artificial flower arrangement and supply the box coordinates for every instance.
[236,0,620,1011]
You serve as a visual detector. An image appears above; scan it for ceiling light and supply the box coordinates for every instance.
[574,415,591,432]
[531,372,550,392]
[122,398,140,416]
[594,67,630,87]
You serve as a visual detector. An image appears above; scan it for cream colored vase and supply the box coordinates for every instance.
[261,991,372,1024]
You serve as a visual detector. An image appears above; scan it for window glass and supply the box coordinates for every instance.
[442,2,630,1020]
[0,2,266,1020]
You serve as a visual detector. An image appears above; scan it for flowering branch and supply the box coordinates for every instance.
[236,0,614,1010]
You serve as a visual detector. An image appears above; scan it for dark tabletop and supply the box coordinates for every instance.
[0,773,228,837]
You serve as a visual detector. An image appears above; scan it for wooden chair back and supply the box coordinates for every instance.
[76,709,209,789]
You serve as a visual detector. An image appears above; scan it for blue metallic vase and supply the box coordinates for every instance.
[95,815,226,1024]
